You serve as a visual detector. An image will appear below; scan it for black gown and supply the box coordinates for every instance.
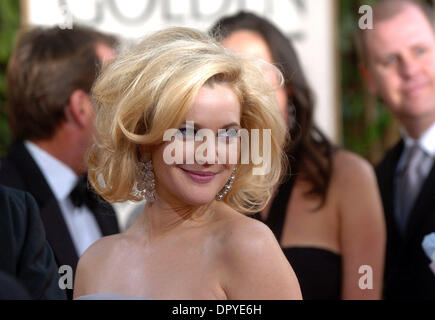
[252,166,342,300]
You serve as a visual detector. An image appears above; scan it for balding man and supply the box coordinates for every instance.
[358,0,435,299]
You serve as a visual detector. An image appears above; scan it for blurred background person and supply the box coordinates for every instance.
[0,26,120,299]
[0,184,66,299]
[210,11,386,300]
[0,271,31,300]
[358,0,435,299]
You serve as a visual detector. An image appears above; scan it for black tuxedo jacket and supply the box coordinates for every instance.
[0,184,66,299]
[0,143,120,298]
[376,140,435,299]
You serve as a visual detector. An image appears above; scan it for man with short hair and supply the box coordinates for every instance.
[359,0,435,299]
[0,26,120,299]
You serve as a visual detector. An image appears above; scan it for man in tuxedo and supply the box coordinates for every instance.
[358,0,435,299]
[0,26,120,299]
[0,184,66,299]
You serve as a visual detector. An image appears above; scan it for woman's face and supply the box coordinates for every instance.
[151,82,241,207]
[221,30,289,126]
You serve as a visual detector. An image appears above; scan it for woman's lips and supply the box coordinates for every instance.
[180,168,217,184]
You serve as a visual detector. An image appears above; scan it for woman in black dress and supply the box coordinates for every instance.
[211,12,386,299]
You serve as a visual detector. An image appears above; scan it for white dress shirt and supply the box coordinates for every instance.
[25,141,102,257]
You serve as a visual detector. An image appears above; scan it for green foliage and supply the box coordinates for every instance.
[0,0,20,156]
[339,0,390,160]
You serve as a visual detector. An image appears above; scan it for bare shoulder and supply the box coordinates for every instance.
[212,205,278,256]
[333,149,375,178]
[90,233,121,250]
[330,150,384,226]
[213,207,285,268]
[75,234,121,278]
[73,233,125,297]
[76,231,140,274]
[212,205,302,299]
[331,149,377,189]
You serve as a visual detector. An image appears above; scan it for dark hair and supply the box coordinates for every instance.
[82,25,119,49]
[6,26,114,142]
[356,0,435,66]
[210,11,335,208]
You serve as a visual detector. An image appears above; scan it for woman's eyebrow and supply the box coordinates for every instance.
[181,122,241,129]
[221,122,241,129]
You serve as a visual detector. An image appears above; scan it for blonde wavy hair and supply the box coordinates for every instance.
[87,26,288,214]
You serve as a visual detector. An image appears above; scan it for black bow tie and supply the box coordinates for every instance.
[69,176,94,208]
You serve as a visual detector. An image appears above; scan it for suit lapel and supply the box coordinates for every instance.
[40,197,79,271]
[6,143,54,208]
[6,143,79,268]
[377,140,404,240]
[84,176,120,236]
[92,205,120,236]
[404,161,435,242]
[88,197,120,236]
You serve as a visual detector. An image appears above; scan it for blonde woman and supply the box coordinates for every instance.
[73,27,302,300]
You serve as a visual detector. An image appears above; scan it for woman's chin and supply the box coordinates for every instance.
[178,180,224,205]
[176,185,220,206]
[182,193,218,207]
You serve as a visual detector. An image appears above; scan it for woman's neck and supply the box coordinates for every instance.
[140,196,214,241]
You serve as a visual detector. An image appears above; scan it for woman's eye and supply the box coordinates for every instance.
[179,127,196,137]
[218,128,239,139]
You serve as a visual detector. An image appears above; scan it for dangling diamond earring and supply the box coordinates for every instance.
[216,167,238,201]
[136,160,156,202]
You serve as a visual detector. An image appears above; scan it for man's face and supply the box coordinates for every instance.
[365,5,435,125]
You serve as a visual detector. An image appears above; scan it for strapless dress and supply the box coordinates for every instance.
[75,293,151,300]
[251,162,342,300]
